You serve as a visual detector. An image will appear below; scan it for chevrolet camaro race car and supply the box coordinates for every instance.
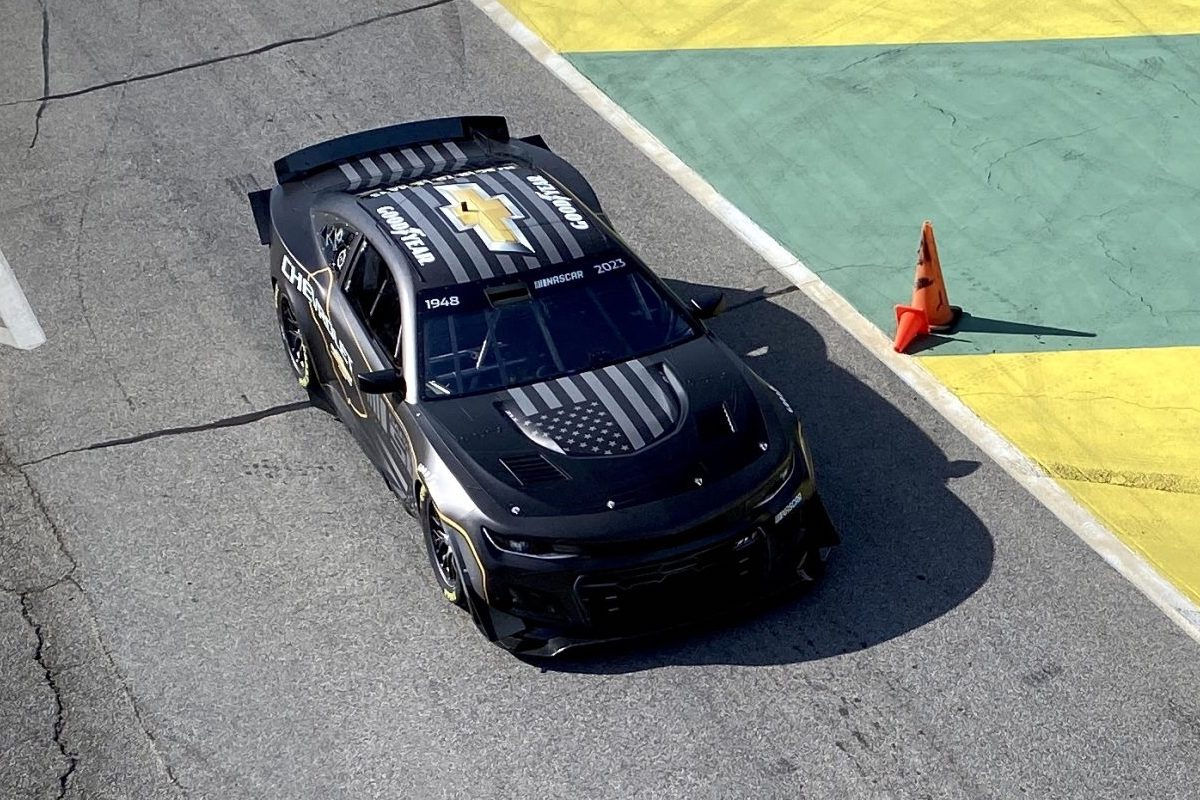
[248,116,838,655]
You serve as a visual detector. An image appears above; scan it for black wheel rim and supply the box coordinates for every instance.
[278,298,307,377]
[429,514,458,587]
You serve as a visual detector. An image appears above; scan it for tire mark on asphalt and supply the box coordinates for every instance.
[0,0,456,109]
[19,399,313,467]
[439,0,468,86]
[1045,462,1200,496]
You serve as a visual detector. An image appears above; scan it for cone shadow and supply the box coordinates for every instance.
[905,313,1098,354]
[956,313,1097,338]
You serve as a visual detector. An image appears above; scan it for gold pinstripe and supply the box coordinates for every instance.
[280,245,422,484]
[436,511,489,602]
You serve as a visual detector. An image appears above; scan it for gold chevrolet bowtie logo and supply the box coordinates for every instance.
[436,183,534,254]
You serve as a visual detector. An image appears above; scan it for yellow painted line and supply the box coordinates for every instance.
[501,0,1200,52]
[923,346,1200,605]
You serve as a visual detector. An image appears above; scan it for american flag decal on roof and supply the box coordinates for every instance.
[504,359,679,456]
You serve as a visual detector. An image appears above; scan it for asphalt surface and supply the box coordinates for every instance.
[1,1,1198,798]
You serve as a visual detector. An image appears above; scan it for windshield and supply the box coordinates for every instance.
[419,258,696,398]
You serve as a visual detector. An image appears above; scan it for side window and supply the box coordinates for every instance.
[344,243,403,362]
[318,219,359,273]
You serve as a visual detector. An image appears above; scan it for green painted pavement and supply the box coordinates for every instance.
[571,36,1200,354]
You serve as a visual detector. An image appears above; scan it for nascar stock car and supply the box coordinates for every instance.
[248,116,838,655]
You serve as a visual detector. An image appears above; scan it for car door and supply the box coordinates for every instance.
[293,214,363,402]
[336,238,416,500]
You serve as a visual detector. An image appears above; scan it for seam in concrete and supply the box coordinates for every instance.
[19,399,313,467]
[29,0,50,148]
[0,0,455,109]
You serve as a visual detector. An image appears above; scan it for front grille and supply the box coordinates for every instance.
[605,469,698,508]
[576,531,768,630]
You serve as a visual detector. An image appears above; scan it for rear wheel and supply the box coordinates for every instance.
[420,489,467,608]
[275,283,313,385]
[274,282,331,410]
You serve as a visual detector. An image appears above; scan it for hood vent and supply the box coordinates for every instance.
[499,453,568,486]
[697,402,736,441]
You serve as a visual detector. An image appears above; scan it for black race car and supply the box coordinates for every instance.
[249,116,837,655]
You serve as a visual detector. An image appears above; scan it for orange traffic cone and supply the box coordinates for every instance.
[893,304,929,353]
[893,220,962,353]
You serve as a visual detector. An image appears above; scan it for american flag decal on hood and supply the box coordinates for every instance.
[503,359,679,456]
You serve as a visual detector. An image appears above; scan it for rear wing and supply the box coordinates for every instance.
[247,116,560,247]
[272,115,510,184]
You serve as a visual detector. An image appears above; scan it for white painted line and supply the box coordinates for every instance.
[472,0,1200,645]
[0,246,46,350]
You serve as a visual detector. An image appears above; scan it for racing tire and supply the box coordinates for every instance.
[420,489,468,609]
[274,282,332,412]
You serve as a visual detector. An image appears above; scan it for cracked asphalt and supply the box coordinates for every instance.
[2,1,1199,798]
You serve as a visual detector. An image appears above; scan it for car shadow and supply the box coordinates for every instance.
[532,280,995,672]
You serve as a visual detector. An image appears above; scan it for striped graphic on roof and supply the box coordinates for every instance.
[504,359,678,456]
[359,163,611,286]
[337,141,473,192]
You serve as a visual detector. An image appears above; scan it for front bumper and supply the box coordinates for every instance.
[465,488,839,657]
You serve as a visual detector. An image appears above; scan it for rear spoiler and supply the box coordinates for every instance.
[272,115,511,184]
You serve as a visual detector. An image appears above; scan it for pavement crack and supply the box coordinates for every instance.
[913,91,957,126]
[73,80,139,411]
[1096,232,1155,315]
[0,0,455,109]
[29,0,50,148]
[985,125,1104,183]
[2,442,81,593]
[20,400,313,467]
[1168,79,1200,108]
[6,444,186,795]
[819,262,893,274]
[831,47,904,73]
[19,593,79,799]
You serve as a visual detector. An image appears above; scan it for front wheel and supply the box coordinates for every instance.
[420,490,467,608]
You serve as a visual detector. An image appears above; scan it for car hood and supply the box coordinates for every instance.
[420,333,787,518]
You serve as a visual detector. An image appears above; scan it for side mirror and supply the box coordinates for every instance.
[357,368,406,395]
[690,291,726,320]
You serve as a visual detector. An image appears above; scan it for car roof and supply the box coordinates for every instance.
[353,161,617,288]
